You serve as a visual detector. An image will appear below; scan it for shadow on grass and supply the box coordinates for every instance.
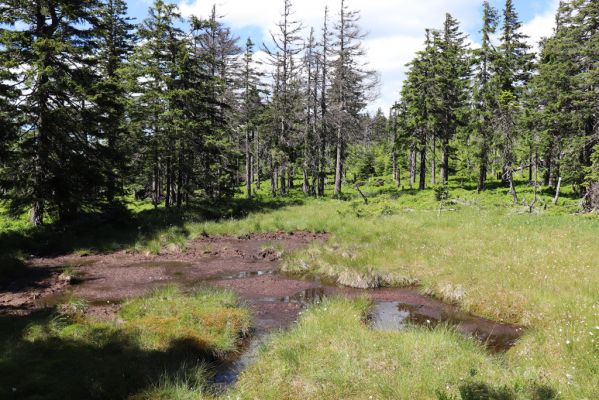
[436,381,558,400]
[0,196,304,262]
[0,310,217,400]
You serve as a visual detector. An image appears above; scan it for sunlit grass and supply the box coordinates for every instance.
[231,298,553,400]
[120,286,251,354]
[174,181,598,399]
[1,177,597,398]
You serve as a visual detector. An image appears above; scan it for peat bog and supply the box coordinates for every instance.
[1,231,523,395]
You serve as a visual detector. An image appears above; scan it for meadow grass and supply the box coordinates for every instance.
[230,298,555,400]
[1,177,597,398]
[179,179,597,399]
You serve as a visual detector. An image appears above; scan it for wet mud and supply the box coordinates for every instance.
[0,231,524,386]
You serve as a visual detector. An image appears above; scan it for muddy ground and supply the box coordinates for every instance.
[0,231,523,356]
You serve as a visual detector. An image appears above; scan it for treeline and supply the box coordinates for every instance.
[0,0,375,225]
[386,0,598,207]
[0,0,597,226]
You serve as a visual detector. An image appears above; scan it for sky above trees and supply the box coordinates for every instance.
[124,0,555,111]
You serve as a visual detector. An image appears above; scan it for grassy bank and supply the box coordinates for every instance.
[0,287,249,399]
[231,298,555,400]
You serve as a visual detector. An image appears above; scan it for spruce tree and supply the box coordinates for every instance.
[126,0,187,207]
[264,0,304,196]
[400,29,439,190]
[0,0,110,224]
[472,1,499,191]
[492,0,534,201]
[93,0,135,203]
[434,13,470,184]
[239,38,265,198]
[317,6,333,196]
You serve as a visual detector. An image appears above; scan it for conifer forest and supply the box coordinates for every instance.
[0,1,597,399]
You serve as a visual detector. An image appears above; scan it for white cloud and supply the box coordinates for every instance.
[178,0,558,113]
[521,0,559,53]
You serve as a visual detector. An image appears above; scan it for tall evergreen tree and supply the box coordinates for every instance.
[472,1,499,191]
[93,0,135,202]
[400,29,439,191]
[264,0,304,196]
[316,6,333,196]
[126,0,187,207]
[0,0,111,224]
[434,13,470,184]
[493,0,534,201]
[239,38,264,198]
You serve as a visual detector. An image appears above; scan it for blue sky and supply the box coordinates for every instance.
[125,0,559,111]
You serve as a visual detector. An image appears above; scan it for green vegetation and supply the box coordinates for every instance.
[231,298,556,400]
[0,287,249,399]
[120,286,251,354]
[1,179,598,398]
[1,0,597,397]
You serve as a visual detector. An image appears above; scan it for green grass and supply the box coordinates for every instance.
[186,180,598,399]
[120,286,251,355]
[1,176,598,399]
[230,298,555,400]
[0,287,249,400]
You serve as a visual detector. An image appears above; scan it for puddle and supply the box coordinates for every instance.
[210,270,273,281]
[371,301,411,330]
[34,290,123,309]
[129,261,193,269]
[214,334,266,387]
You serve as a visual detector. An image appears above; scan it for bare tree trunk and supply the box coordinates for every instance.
[478,141,488,192]
[303,169,310,194]
[355,183,368,204]
[288,166,294,189]
[409,146,416,188]
[30,11,52,226]
[280,164,287,195]
[176,151,183,208]
[528,151,533,182]
[255,130,261,190]
[392,152,398,184]
[440,138,449,184]
[390,107,399,187]
[270,155,277,196]
[165,155,171,208]
[419,147,426,191]
[431,134,436,185]
[529,153,539,213]
[334,127,343,195]
[508,169,518,204]
[318,7,329,198]
[318,136,326,196]
[153,143,159,208]
[553,176,562,205]
[245,127,252,198]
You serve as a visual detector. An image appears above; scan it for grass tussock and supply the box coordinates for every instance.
[0,287,250,400]
[231,298,555,400]
[120,286,251,355]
